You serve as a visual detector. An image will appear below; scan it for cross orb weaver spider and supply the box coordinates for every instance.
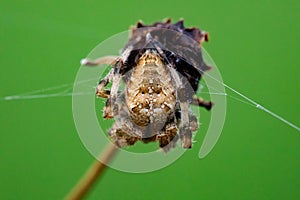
[81,19,213,151]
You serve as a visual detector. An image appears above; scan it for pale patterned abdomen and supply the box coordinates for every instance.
[125,50,176,131]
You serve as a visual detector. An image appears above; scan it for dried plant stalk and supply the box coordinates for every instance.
[64,143,119,200]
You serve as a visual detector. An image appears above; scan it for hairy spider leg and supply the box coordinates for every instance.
[96,70,114,99]
[189,111,199,132]
[156,122,179,152]
[171,69,193,148]
[81,56,116,99]
[81,47,132,119]
[80,56,118,66]
[191,96,213,110]
[104,46,133,119]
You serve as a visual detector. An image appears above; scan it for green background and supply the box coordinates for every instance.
[1,0,299,199]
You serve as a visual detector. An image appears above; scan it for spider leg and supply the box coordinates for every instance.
[80,56,118,66]
[96,69,114,99]
[179,104,192,148]
[155,68,193,149]
[104,46,132,118]
[96,90,111,99]
[189,111,198,132]
[175,109,199,131]
[191,96,213,110]
[80,55,117,99]
[157,122,179,152]
[169,68,193,148]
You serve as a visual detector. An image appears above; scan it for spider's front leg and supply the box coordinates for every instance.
[81,47,132,119]
[80,56,118,66]
[81,56,117,99]
[96,69,114,99]
[81,57,117,118]
[104,46,132,119]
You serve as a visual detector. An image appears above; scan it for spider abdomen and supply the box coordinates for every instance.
[125,50,176,129]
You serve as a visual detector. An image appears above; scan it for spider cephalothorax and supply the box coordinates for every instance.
[81,19,213,151]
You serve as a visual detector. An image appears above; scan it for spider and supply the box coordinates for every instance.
[81,19,213,151]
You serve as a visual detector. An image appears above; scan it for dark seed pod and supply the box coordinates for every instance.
[82,19,213,150]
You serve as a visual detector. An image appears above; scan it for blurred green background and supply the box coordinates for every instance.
[1,0,299,199]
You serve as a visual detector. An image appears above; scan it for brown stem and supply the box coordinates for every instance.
[64,142,119,200]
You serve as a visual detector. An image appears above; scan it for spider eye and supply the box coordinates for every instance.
[141,91,145,94]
